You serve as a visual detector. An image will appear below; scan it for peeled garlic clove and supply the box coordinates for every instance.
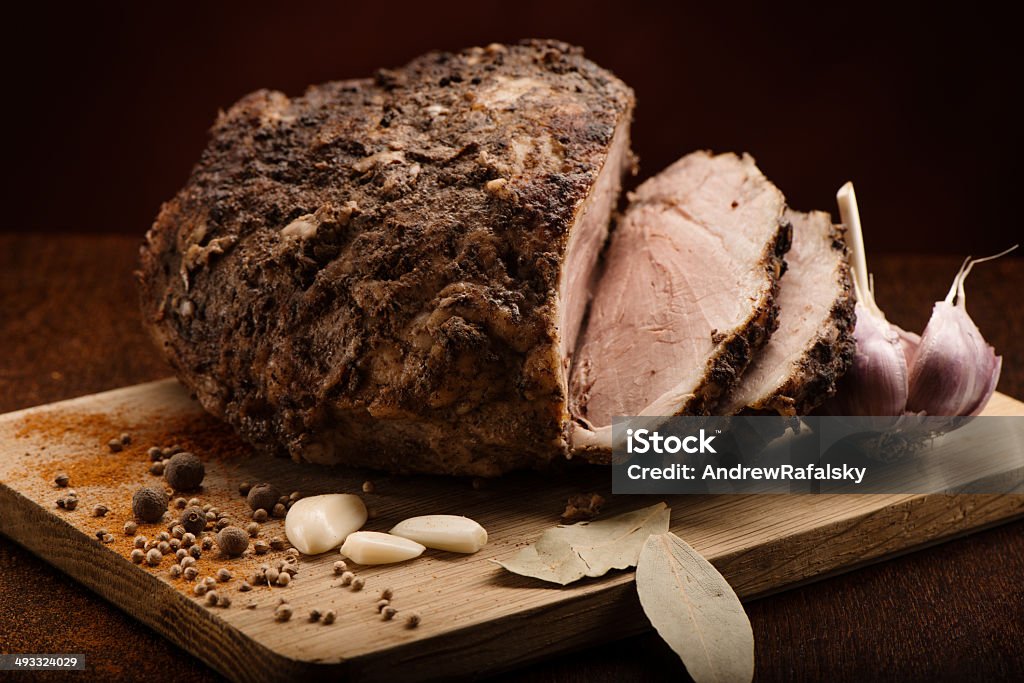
[284,494,367,555]
[390,515,488,553]
[339,531,425,565]
[907,301,1001,416]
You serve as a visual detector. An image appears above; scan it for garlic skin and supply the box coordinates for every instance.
[907,305,1001,416]
[339,531,425,565]
[828,302,910,419]
[284,494,367,556]
[390,515,488,553]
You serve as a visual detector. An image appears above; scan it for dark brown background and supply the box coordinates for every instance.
[2,2,1021,254]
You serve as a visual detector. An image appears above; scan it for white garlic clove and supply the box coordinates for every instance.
[907,301,1001,417]
[284,494,367,556]
[339,531,424,565]
[390,515,488,553]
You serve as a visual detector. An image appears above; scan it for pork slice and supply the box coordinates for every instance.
[720,210,856,415]
[138,40,635,476]
[570,151,790,452]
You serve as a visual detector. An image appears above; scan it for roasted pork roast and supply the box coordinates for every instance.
[139,41,854,475]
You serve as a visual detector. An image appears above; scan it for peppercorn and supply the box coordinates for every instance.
[181,556,196,569]
[132,486,168,523]
[181,533,195,547]
[308,609,321,622]
[93,504,108,517]
[164,452,204,491]
[217,568,232,582]
[275,604,292,622]
[157,531,170,542]
[277,495,289,507]
[206,591,219,606]
[184,566,199,581]
[381,606,397,621]
[339,571,354,586]
[322,610,336,625]
[187,497,201,507]
[218,595,231,608]
[252,508,268,523]
[108,438,123,453]
[379,587,393,601]
[169,564,182,579]
[189,546,202,560]
[54,473,69,488]
[64,496,78,511]
[124,521,138,536]
[166,444,183,456]
[351,578,364,592]
[239,581,252,592]
[176,549,187,561]
[201,537,213,551]
[265,568,279,585]
[238,482,252,496]
[133,535,146,549]
[174,497,187,510]
[95,529,107,540]
[333,561,347,575]
[178,506,206,535]
[216,526,249,558]
[203,576,216,587]
[269,538,286,551]
[405,612,421,629]
[272,503,287,518]
[146,549,162,566]
[246,483,281,513]
[253,540,269,555]
[245,522,260,538]
[215,518,231,531]
[149,462,164,476]
[194,583,207,596]
[120,432,132,445]
[205,511,217,523]
[157,541,171,555]
[276,573,291,587]
[130,549,145,564]
[376,599,390,612]
[361,480,375,494]
[147,446,163,462]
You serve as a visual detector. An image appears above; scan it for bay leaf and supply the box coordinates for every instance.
[636,533,754,683]
[493,502,670,585]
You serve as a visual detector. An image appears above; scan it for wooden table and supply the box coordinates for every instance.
[2,234,1022,682]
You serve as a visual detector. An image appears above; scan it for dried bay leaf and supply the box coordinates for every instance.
[636,533,754,683]
[493,502,670,585]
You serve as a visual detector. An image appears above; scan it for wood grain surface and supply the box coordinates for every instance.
[2,234,1023,682]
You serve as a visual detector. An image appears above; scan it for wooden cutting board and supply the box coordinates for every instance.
[1,380,1023,682]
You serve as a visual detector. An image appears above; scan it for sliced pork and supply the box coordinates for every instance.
[720,210,856,415]
[569,151,791,452]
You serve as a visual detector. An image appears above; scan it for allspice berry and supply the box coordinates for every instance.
[216,526,249,558]
[246,483,281,513]
[164,452,204,491]
[132,486,169,523]
[179,506,206,535]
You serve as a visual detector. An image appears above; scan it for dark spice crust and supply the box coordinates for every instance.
[745,223,857,415]
[138,40,634,476]
[688,217,793,415]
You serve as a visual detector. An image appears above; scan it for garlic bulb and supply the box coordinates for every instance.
[825,183,917,419]
[906,249,1012,416]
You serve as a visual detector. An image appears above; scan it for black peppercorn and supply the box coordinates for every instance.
[179,506,206,535]
[216,526,249,557]
[164,452,205,491]
[132,486,169,523]
[246,483,281,512]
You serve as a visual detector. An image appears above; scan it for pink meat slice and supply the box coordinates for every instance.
[720,210,856,415]
[570,151,789,437]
